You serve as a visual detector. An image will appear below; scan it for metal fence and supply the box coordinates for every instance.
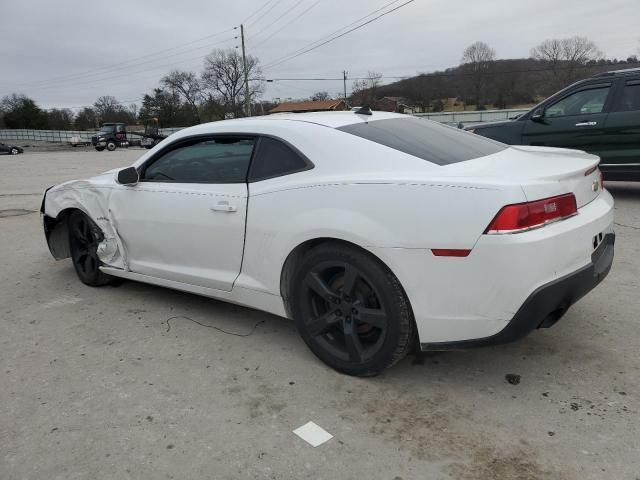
[0,109,531,143]
[0,129,95,143]
[413,108,529,126]
[0,127,186,143]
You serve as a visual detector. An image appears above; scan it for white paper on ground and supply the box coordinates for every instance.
[293,421,333,447]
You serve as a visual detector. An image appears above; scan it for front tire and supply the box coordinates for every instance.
[10,148,19,155]
[68,211,115,286]
[106,141,117,151]
[290,243,415,376]
[95,146,105,152]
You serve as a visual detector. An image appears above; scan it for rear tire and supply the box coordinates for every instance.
[290,243,415,376]
[68,211,116,286]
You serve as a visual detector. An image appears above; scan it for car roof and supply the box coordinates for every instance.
[591,67,640,79]
[231,110,407,129]
[158,111,411,146]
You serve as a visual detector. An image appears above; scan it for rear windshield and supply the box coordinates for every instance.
[337,117,506,165]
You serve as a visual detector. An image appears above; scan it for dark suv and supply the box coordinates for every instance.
[466,68,640,181]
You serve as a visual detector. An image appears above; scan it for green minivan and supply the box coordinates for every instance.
[466,68,640,181]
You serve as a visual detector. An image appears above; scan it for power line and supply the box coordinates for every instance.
[1,1,275,90]
[251,0,323,50]
[245,0,284,27]
[265,76,410,81]
[249,0,305,41]
[262,0,409,69]
[241,0,279,25]
[2,29,237,91]
[15,35,238,92]
[17,36,238,93]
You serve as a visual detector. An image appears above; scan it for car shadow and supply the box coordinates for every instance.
[101,273,605,388]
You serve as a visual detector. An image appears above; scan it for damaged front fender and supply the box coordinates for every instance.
[42,175,127,270]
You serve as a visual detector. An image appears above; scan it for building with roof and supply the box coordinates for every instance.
[269,99,348,114]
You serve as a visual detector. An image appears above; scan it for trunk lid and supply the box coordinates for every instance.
[442,145,602,208]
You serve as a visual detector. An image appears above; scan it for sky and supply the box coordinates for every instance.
[0,0,638,110]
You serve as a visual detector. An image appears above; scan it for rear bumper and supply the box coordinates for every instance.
[421,232,614,350]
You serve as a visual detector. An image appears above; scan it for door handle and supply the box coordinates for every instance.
[211,201,237,212]
[575,121,597,127]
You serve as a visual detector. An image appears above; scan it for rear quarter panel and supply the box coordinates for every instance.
[237,178,527,296]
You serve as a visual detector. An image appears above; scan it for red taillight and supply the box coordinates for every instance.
[431,249,471,257]
[484,193,578,234]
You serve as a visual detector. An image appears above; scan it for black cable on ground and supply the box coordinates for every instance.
[164,315,265,337]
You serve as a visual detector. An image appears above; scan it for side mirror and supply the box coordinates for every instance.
[117,166,139,185]
[531,108,545,122]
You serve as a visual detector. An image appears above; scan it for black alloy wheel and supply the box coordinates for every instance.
[292,243,415,376]
[68,211,114,286]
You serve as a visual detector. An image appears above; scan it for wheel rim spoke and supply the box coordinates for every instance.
[305,272,338,303]
[307,311,340,337]
[343,321,364,363]
[302,260,389,365]
[358,307,387,329]
[341,265,360,297]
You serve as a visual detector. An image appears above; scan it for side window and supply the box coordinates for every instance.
[249,137,310,182]
[546,86,611,117]
[142,137,255,183]
[613,82,640,112]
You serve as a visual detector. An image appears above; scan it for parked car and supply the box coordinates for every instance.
[466,68,640,181]
[0,142,23,155]
[41,112,614,376]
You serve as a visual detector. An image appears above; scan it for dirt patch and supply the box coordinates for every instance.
[449,447,550,480]
[335,385,555,479]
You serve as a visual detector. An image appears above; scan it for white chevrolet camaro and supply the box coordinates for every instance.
[42,111,615,376]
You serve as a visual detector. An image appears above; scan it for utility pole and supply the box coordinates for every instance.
[343,70,348,102]
[240,24,251,117]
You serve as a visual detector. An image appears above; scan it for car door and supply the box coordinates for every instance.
[600,79,640,179]
[522,82,613,156]
[108,135,256,292]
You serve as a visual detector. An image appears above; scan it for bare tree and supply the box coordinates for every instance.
[201,48,264,117]
[310,91,330,101]
[93,96,121,121]
[461,41,496,108]
[74,107,98,130]
[47,108,74,130]
[351,71,383,106]
[531,36,602,87]
[161,70,202,123]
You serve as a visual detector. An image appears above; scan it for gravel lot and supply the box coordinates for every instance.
[1,149,639,480]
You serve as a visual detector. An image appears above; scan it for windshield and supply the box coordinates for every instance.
[337,117,506,165]
[99,125,115,133]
